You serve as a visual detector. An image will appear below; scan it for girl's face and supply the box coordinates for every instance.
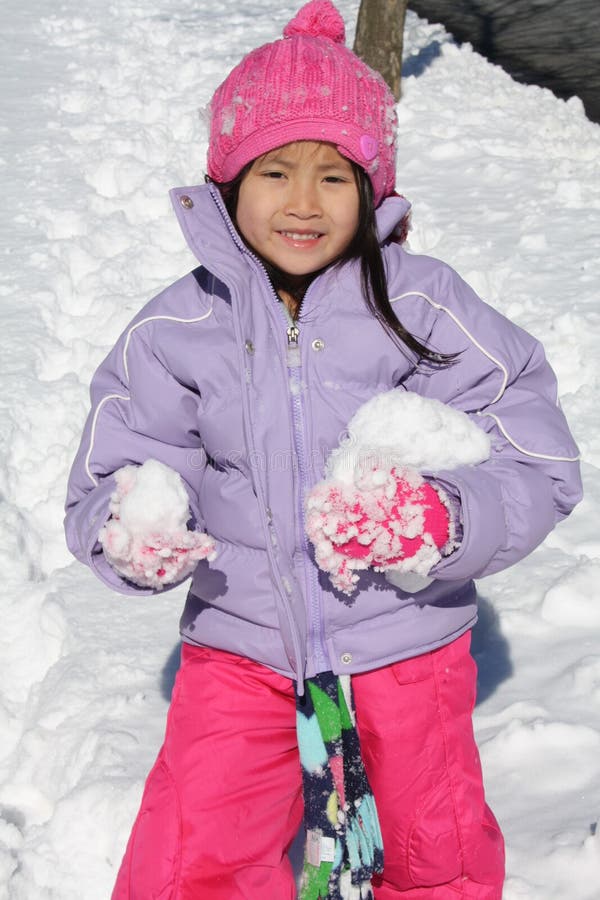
[236,141,360,277]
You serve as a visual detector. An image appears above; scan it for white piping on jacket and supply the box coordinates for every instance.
[390,290,580,463]
[122,307,213,381]
[477,412,580,462]
[86,305,214,486]
[391,290,509,404]
[85,393,130,486]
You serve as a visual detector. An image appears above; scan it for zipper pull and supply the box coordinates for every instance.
[283,307,301,367]
[286,324,301,368]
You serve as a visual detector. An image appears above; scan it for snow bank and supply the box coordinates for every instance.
[1,0,599,896]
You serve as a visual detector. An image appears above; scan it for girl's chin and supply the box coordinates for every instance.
[267,259,325,278]
[264,242,337,276]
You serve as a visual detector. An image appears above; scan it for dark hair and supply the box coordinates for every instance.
[337,167,452,365]
[210,162,452,366]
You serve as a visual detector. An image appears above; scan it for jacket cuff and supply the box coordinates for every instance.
[427,466,506,582]
[65,476,154,595]
[424,477,463,553]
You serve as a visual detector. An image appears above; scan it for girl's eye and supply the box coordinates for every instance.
[323,175,348,184]
[262,171,285,179]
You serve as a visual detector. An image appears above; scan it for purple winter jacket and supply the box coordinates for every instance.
[64,182,582,684]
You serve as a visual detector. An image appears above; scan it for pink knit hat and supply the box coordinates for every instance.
[207,0,398,206]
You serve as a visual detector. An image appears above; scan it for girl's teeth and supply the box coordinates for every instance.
[282,232,320,240]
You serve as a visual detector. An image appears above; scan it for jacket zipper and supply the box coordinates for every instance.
[278,299,329,671]
[208,187,307,688]
[210,184,329,673]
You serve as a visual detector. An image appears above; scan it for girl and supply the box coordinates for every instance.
[64,2,582,898]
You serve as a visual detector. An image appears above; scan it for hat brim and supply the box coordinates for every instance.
[208,119,387,205]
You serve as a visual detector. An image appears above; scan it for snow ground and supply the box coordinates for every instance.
[1,0,599,897]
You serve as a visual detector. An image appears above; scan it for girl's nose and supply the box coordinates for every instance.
[284,180,320,218]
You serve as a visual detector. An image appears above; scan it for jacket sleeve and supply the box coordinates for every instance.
[402,264,582,582]
[64,316,205,596]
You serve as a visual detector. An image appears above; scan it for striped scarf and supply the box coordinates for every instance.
[296,672,384,900]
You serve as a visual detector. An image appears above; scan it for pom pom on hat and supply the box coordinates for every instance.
[207,0,398,206]
[283,0,345,42]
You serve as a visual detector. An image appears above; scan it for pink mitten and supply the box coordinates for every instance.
[306,466,451,595]
[99,459,216,589]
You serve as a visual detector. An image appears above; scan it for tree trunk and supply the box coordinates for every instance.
[353,0,408,100]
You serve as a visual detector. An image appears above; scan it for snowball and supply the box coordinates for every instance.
[115,459,191,533]
[326,390,490,484]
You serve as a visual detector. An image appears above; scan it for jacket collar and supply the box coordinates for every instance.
[376,193,412,242]
[169,182,411,289]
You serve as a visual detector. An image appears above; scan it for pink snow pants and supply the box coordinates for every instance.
[112,632,504,899]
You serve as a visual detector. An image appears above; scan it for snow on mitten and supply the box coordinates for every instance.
[98,459,216,589]
[306,390,491,595]
[306,465,451,595]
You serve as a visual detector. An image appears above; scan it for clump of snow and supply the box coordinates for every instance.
[326,389,491,484]
[99,460,216,589]
[306,466,449,594]
[540,560,600,627]
[109,460,191,535]
[307,391,478,594]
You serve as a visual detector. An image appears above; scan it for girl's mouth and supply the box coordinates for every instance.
[278,230,324,248]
